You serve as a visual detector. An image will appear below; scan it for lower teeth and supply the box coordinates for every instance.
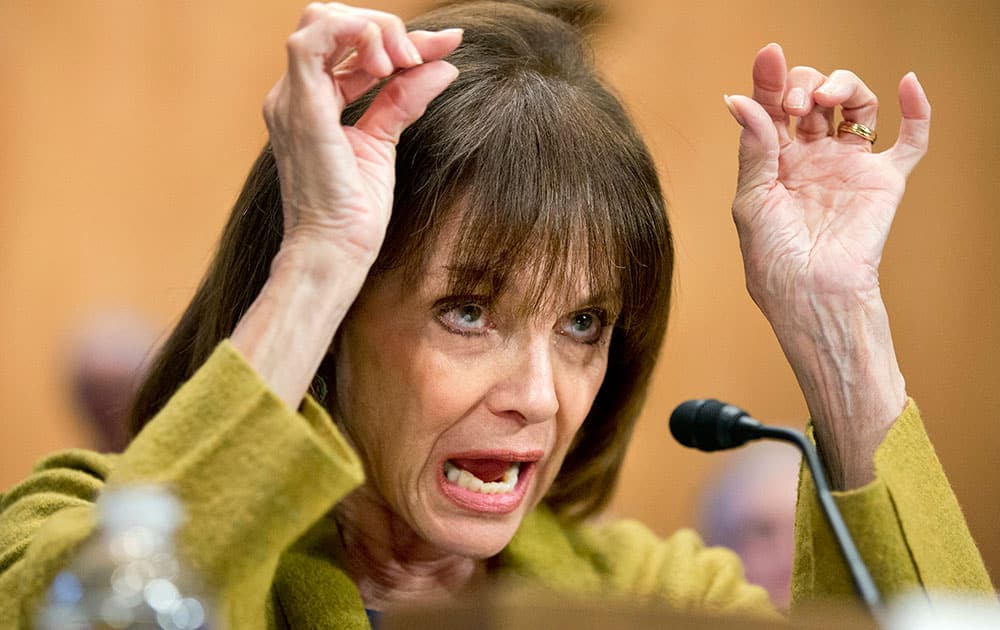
[444,461,520,494]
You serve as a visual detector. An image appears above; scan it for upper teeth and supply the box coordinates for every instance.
[444,461,520,494]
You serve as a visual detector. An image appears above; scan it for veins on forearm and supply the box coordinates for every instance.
[774,295,905,490]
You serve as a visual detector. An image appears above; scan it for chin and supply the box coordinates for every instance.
[421,512,525,559]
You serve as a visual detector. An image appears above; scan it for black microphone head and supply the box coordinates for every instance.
[670,399,761,452]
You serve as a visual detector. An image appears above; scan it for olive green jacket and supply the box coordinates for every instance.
[0,342,992,628]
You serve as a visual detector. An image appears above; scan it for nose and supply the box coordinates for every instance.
[487,336,560,425]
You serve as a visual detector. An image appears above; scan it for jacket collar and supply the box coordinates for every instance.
[272,505,601,628]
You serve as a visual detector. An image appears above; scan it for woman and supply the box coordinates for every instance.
[0,1,992,627]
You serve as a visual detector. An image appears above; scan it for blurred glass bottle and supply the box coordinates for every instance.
[37,485,213,630]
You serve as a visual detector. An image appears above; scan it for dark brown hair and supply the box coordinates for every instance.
[129,0,673,522]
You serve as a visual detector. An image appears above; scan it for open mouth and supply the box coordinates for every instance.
[438,453,541,513]
[444,459,521,494]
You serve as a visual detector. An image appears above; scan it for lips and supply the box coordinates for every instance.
[438,451,542,514]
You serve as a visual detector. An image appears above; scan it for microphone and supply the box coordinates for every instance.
[669,399,764,451]
[671,399,884,617]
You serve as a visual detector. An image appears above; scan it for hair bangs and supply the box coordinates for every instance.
[447,102,624,318]
[380,78,664,336]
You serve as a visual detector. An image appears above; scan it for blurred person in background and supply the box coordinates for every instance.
[0,1,994,628]
[700,442,801,610]
[66,310,157,452]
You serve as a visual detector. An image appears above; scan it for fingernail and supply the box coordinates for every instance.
[441,28,464,36]
[785,87,805,110]
[723,94,744,125]
[815,81,835,96]
[408,39,423,65]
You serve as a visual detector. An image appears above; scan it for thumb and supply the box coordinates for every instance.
[725,94,780,197]
[354,60,460,145]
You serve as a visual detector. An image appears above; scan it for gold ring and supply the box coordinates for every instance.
[837,120,877,144]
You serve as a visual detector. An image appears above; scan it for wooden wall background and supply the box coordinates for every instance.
[2,1,997,582]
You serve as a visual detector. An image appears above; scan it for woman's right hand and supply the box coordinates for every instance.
[264,3,461,266]
[232,4,461,408]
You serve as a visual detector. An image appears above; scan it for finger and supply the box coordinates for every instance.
[751,43,792,147]
[300,3,423,69]
[408,28,464,62]
[784,66,832,142]
[297,2,331,29]
[815,69,879,147]
[815,69,879,127]
[286,12,370,91]
[354,60,460,145]
[337,28,464,104]
[352,21,395,78]
[332,52,381,105]
[783,66,825,117]
[886,72,931,176]
[344,5,425,68]
[725,93,780,197]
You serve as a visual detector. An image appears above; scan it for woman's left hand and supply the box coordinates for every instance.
[725,44,931,489]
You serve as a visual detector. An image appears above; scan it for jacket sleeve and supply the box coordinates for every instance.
[792,398,994,605]
[0,340,364,630]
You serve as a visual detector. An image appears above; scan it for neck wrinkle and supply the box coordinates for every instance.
[331,485,486,611]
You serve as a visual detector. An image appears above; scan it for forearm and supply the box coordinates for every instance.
[771,290,906,490]
[230,243,370,409]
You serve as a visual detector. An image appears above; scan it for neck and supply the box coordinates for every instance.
[333,484,485,611]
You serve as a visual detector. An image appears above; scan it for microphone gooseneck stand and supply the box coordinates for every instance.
[670,399,886,625]
[755,423,882,613]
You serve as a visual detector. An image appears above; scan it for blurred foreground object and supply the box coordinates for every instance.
[36,486,213,630]
[383,581,876,629]
[700,441,800,609]
[886,591,1000,629]
[383,582,1000,629]
[68,311,158,451]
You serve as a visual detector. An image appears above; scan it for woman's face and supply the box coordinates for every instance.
[332,243,615,558]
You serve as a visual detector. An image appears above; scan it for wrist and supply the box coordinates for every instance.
[270,237,371,285]
[770,293,907,489]
[230,242,372,409]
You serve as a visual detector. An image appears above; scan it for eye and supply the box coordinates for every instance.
[558,309,607,345]
[436,300,494,336]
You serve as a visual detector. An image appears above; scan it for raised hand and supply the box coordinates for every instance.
[264,2,462,263]
[232,4,462,408]
[726,43,930,323]
[724,44,931,488]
